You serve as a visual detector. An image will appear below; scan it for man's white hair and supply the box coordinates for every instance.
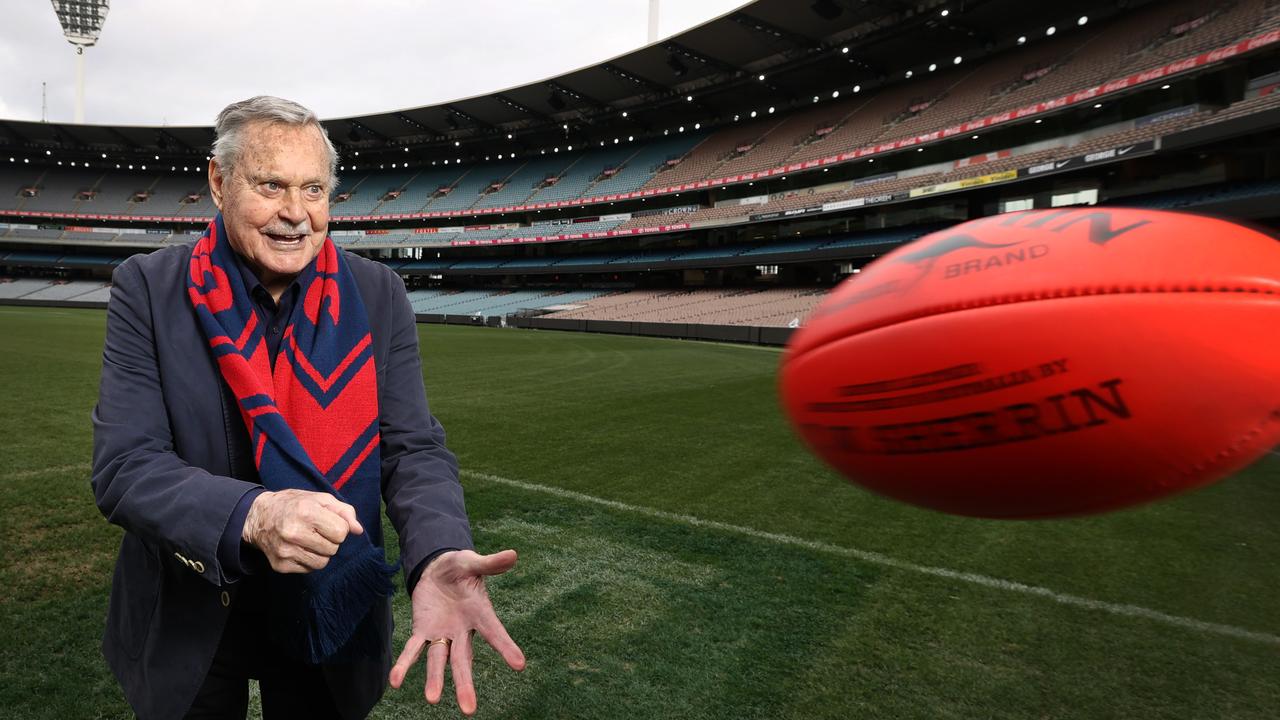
[211,96,339,191]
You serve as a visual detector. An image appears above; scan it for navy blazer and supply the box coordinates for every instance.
[91,243,473,720]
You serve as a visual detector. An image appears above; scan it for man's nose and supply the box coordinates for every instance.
[279,188,306,224]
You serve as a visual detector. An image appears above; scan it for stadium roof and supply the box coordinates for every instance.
[0,0,1151,166]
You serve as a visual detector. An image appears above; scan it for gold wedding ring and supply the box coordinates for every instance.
[429,637,452,649]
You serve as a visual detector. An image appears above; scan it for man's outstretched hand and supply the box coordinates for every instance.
[388,549,526,715]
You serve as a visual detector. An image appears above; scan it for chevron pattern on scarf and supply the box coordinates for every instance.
[188,214,395,663]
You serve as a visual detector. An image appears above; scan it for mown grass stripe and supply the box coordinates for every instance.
[16,460,1274,647]
[2,463,92,481]
[462,468,1280,648]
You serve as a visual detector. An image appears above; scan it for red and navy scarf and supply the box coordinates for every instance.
[187,214,395,663]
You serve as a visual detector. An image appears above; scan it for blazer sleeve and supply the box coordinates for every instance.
[376,272,474,588]
[91,257,262,586]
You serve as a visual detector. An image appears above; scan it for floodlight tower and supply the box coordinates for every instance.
[49,0,111,123]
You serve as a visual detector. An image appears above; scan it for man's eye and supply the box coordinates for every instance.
[263,181,281,192]
[305,185,324,196]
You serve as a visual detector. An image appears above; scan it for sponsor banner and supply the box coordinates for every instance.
[413,227,439,234]
[953,149,1012,170]
[599,213,632,222]
[749,206,824,222]
[365,229,390,235]
[866,193,900,205]
[1135,105,1200,128]
[1022,140,1156,177]
[1081,140,1156,163]
[634,204,699,217]
[823,198,866,212]
[909,169,1019,198]
[437,226,465,233]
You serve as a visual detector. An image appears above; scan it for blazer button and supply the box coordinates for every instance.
[220,591,231,608]
[193,561,206,574]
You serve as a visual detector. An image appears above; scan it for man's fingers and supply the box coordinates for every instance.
[450,633,478,716]
[309,510,352,546]
[317,496,364,536]
[477,616,526,672]
[389,634,425,689]
[425,639,449,705]
[292,528,340,557]
[466,548,518,577]
[272,549,330,573]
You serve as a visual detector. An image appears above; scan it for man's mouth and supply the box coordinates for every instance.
[265,232,307,245]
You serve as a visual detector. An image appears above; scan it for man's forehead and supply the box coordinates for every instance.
[239,122,329,176]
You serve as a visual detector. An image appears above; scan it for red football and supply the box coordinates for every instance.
[780,208,1280,518]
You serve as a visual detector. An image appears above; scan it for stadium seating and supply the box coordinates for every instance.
[0,277,110,301]
[542,287,829,327]
[3,0,1275,231]
[403,287,608,317]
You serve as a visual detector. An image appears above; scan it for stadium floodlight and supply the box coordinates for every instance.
[1078,15,1088,26]
[1046,26,1056,36]
[940,8,949,17]
[1017,35,1027,44]
[50,0,110,123]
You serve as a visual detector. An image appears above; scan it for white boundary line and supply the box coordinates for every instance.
[461,469,1280,647]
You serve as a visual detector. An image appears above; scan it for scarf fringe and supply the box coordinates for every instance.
[274,545,400,664]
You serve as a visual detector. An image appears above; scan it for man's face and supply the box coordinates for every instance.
[210,121,332,293]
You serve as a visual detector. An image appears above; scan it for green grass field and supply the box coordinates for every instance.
[1,305,1277,719]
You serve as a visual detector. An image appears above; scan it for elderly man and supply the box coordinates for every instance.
[91,96,523,720]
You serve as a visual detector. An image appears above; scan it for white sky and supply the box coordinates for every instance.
[0,0,749,127]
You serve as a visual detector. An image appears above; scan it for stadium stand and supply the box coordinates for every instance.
[4,0,1277,231]
[3,0,1279,342]
[541,288,828,327]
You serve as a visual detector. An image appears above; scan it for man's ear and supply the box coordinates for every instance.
[208,160,224,210]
